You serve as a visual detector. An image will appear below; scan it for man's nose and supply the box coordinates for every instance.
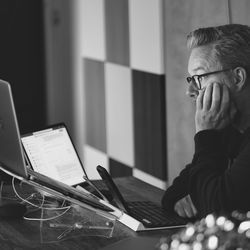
[186,84,199,99]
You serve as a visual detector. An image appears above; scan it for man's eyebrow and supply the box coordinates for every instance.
[188,66,206,75]
[192,66,206,73]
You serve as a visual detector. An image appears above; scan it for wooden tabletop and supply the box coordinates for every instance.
[0,177,178,250]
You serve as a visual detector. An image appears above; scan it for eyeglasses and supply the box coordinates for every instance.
[186,68,233,90]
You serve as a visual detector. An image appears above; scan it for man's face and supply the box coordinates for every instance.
[187,45,235,99]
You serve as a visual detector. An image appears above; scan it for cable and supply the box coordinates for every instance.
[11,177,73,222]
[23,206,71,221]
[12,177,71,210]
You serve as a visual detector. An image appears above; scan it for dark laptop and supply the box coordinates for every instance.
[96,165,193,230]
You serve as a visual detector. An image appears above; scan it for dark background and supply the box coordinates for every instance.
[0,0,46,134]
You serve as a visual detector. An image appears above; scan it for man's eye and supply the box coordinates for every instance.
[198,75,205,82]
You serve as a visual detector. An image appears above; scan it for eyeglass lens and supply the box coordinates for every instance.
[187,76,201,90]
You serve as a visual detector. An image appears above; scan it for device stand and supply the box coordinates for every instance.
[0,170,24,209]
[0,170,12,199]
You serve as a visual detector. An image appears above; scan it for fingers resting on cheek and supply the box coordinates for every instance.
[220,84,230,111]
[203,83,214,110]
[196,88,204,111]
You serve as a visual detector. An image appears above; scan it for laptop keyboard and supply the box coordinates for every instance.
[127,201,190,228]
[91,180,109,190]
[91,180,192,228]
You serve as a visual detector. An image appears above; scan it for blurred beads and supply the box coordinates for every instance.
[245,229,250,238]
[223,220,234,231]
[156,212,250,250]
[247,211,250,219]
[216,216,226,227]
[192,242,202,250]
[186,226,195,237]
[196,233,204,242]
[238,221,250,233]
[207,235,218,249]
[205,214,215,228]
[178,243,191,250]
[159,242,169,250]
[170,239,180,249]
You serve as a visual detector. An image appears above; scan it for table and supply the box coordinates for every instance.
[0,177,179,250]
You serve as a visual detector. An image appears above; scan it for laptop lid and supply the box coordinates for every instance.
[0,80,28,178]
[21,124,88,187]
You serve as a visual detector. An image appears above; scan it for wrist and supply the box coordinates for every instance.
[194,129,225,155]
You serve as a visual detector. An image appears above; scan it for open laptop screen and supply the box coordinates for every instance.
[21,124,86,186]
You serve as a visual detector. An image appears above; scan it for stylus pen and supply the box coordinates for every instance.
[49,222,114,229]
[82,176,109,203]
[51,222,114,240]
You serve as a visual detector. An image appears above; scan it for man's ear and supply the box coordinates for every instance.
[233,67,247,91]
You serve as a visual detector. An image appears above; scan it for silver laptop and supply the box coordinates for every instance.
[0,80,27,178]
[0,80,119,217]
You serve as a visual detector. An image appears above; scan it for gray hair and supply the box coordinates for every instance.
[187,24,250,74]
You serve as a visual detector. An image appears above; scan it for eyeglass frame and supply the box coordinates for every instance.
[186,68,233,90]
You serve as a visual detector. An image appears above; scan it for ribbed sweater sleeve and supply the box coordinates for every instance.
[189,129,250,218]
[161,163,192,212]
[161,129,226,213]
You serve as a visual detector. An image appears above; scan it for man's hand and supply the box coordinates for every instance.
[195,82,236,133]
[174,195,197,218]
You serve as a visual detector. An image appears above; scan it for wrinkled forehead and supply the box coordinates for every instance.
[188,45,220,75]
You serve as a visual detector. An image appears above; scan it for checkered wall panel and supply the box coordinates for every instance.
[129,0,164,74]
[84,58,106,153]
[81,0,106,60]
[82,0,167,189]
[105,63,134,167]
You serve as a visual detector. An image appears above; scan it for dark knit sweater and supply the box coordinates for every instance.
[162,126,250,218]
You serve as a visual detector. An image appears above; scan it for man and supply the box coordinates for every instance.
[162,24,250,219]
